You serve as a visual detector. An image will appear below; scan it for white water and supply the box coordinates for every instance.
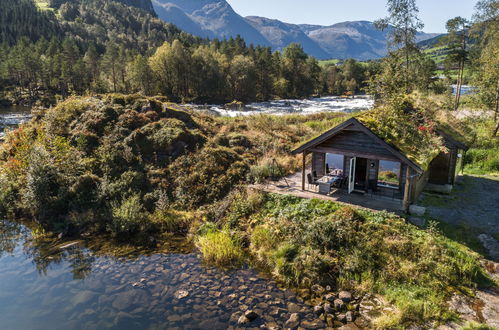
[190,95,374,117]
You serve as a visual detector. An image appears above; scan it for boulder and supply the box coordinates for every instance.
[314,304,324,315]
[287,302,301,313]
[325,293,336,302]
[285,313,300,328]
[334,298,345,311]
[324,303,334,314]
[339,291,352,302]
[244,310,259,321]
[237,315,250,325]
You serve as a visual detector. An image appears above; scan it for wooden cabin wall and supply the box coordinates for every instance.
[448,148,458,185]
[428,150,453,185]
[411,170,430,202]
[312,152,325,176]
[367,159,379,190]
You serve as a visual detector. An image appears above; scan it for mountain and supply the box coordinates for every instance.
[244,16,330,59]
[152,0,270,46]
[152,0,440,60]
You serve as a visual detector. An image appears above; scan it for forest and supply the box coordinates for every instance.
[0,0,440,105]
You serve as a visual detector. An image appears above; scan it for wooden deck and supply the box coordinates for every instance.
[251,171,405,214]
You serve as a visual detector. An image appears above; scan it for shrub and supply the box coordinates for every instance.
[110,194,146,237]
[195,229,245,268]
[171,147,249,208]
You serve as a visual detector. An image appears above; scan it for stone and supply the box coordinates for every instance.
[339,291,352,303]
[237,315,250,325]
[313,304,324,315]
[346,311,355,322]
[287,302,301,313]
[174,290,189,299]
[114,312,135,328]
[71,290,98,308]
[324,303,334,314]
[244,310,259,321]
[285,313,300,328]
[334,299,345,311]
[338,323,360,330]
[301,320,324,328]
[409,205,426,216]
[325,293,336,302]
[112,289,148,310]
[337,313,347,323]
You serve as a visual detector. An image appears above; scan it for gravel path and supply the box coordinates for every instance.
[422,175,499,260]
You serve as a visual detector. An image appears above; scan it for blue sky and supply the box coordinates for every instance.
[226,0,479,33]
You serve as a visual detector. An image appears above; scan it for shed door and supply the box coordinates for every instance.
[348,157,356,194]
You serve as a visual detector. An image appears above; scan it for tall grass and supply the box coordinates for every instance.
[195,227,245,268]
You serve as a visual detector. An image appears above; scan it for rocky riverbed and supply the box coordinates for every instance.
[0,220,334,329]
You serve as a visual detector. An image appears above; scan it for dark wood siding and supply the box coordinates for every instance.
[428,150,456,185]
[316,130,395,159]
[312,152,325,176]
[411,170,430,202]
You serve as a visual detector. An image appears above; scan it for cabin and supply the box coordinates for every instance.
[291,117,468,211]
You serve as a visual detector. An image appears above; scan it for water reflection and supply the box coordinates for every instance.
[0,220,325,329]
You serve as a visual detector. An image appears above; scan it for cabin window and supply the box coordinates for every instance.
[325,153,344,175]
[377,160,400,189]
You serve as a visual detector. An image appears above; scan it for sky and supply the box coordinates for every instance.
[225,0,479,33]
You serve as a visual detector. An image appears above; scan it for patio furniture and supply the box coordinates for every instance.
[326,163,330,174]
[307,173,318,191]
[316,175,341,194]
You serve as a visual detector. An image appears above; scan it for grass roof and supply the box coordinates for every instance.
[355,103,446,171]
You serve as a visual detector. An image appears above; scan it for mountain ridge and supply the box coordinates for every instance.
[152,0,440,60]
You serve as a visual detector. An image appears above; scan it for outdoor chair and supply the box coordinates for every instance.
[326,163,330,174]
[313,170,318,180]
[307,173,318,191]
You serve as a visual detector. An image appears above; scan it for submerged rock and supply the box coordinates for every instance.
[174,290,189,299]
[244,310,259,321]
[313,304,324,315]
[285,313,300,328]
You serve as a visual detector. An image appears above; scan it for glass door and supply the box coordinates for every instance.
[348,157,356,194]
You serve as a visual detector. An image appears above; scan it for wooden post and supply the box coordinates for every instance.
[403,166,411,213]
[302,152,306,190]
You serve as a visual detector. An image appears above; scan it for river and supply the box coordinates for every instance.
[0,105,32,140]
[0,220,326,329]
[190,95,374,117]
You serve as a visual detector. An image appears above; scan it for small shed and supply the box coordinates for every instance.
[291,117,468,211]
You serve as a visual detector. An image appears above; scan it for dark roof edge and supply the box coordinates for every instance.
[436,129,469,151]
[291,118,423,173]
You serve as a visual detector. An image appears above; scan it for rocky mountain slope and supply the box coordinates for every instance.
[152,0,439,60]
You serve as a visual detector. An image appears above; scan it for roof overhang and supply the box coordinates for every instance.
[291,117,424,174]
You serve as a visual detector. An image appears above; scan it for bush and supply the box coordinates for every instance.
[171,147,249,208]
[110,194,147,237]
[464,148,499,174]
[195,229,245,268]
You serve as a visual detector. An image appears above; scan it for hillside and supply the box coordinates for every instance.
[151,0,439,60]
[2,0,191,50]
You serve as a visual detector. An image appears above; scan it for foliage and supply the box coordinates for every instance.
[210,190,493,326]
[195,226,245,268]
[357,96,444,170]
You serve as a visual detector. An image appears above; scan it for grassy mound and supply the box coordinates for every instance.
[196,189,495,327]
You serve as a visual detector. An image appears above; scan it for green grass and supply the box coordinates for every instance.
[195,226,245,268]
[201,190,496,327]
